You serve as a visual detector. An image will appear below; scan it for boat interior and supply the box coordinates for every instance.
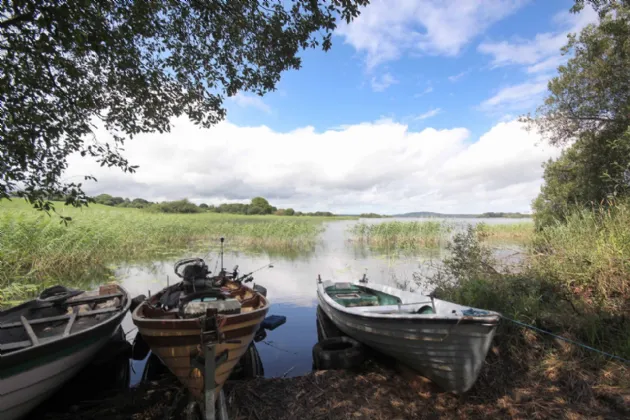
[323,281,497,317]
[139,279,267,320]
[0,284,127,354]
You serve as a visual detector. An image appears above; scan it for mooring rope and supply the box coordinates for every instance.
[499,315,630,364]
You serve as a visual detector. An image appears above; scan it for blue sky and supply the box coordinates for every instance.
[71,0,598,214]
[225,0,588,140]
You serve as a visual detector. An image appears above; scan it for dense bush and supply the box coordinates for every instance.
[149,199,201,213]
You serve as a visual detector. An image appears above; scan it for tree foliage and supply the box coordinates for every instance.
[527,3,630,227]
[0,0,368,213]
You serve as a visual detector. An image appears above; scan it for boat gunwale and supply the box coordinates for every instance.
[131,284,270,329]
[317,281,500,325]
[0,284,131,371]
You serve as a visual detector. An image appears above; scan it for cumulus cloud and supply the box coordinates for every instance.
[370,73,399,92]
[229,92,272,113]
[336,0,525,68]
[65,117,561,215]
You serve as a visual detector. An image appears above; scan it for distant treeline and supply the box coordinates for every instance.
[359,213,388,218]
[90,194,337,216]
[396,211,531,219]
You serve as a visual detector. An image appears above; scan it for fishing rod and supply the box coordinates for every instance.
[236,262,274,283]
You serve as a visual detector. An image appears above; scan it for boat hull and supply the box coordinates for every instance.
[0,333,114,420]
[132,299,268,399]
[317,284,499,393]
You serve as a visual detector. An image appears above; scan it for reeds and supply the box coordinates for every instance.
[348,221,450,251]
[0,200,323,302]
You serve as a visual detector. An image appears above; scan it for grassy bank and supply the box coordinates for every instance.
[0,200,325,303]
[415,205,630,398]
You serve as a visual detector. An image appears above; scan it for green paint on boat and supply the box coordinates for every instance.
[326,283,403,307]
[0,334,102,379]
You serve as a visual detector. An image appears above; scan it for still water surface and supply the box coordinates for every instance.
[118,218,528,382]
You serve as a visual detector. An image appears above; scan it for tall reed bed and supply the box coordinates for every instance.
[476,221,533,242]
[0,201,324,302]
[349,220,450,251]
[531,203,630,319]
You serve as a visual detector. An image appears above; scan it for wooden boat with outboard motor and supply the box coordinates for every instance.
[0,284,130,420]
[317,275,500,393]
[132,242,270,414]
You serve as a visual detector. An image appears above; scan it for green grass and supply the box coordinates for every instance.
[417,204,630,378]
[0,200,326,303]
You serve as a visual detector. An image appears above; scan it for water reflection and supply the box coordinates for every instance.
[114,218,527,378]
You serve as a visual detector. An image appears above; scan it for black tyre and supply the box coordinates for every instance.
[229,343,264,380]
[316,306,344,339]
[312,336,364,370]
[141,352,169,382]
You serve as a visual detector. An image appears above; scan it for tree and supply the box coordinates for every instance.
[131,198,150,208]
[284,208,295,216]
[250,197,273,214]
[526,3,630,226]
[1,0,368,213]
[152,199,200,213]
[199,203,209,209]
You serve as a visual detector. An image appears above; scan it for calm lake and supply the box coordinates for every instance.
[118,217,529,384]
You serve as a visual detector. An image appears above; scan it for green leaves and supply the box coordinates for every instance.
[529,3,630,228]
[0,0,369,214]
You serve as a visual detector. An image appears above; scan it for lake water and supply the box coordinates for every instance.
[118,217,529,383]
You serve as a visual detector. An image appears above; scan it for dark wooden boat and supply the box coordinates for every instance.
[0,284,130,420]
[132,257,269,401]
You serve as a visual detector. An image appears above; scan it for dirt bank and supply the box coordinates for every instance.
[34,352,629,420]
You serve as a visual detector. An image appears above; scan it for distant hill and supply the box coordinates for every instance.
[394,211,531,219]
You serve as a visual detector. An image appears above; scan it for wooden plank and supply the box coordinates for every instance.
[63,310,78,337]
[21,316,39,346]
[0,340,32,352]
[1,306,121,329]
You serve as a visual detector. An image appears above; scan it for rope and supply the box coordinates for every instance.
[500,315,630,364]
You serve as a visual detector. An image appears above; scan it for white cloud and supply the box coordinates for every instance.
[415,108,442,120]
[478,6,598,72]
[371,73,398,92]
[65,118,560,214]
[479,80,548,112]
[337,0,525,68]
[229,92,272,114]
[448,71,469,82]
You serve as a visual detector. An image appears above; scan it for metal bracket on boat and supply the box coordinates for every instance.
[190,308,229,420]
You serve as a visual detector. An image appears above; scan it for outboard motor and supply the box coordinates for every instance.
[174,258,213,293]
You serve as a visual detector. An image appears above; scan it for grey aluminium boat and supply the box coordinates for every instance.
[316,278,500,393]
[0,284,130,420]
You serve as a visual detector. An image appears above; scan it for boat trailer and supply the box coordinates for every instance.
[187,309,232,420]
